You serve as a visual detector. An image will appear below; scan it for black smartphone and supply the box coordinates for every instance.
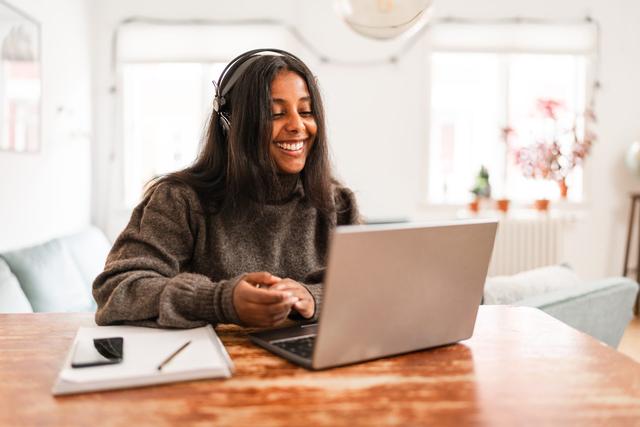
[71,337,124,368]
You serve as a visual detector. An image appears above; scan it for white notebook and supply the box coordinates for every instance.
[52,324,233,395]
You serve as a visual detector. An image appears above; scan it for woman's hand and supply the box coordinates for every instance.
[271,279,315,319]
[233,272,299,327]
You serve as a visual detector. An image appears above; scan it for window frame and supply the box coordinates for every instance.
[117,61,229,210]
[422,27,598,212]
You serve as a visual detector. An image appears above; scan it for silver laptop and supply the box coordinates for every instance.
[249,219,498,370]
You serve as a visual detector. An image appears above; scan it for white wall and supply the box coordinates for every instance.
[0,0,92,251]
[298,4,428,222]
[87,0,640,280]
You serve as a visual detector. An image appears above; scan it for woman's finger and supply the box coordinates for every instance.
[293,299,314,318]
[267,280,314,316]
[265,297,299,315]
[242,296,300,316]
[238,301,286,325]
[281,286,311,303]
[243,272,281,286]
[240,283,292,304]
[270,281,303,294]
[270,312,291,325]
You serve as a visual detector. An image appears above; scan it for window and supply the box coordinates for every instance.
[426,22,596,205]
[121,62,225,207]
[114,22,294,208]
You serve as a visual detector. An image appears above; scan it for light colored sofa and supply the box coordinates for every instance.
[1,228,637,350]
[483,265,638,348]
[0,226,110,313]
[515,278,638,348]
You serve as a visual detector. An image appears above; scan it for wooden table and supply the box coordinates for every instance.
[1,307,640,426]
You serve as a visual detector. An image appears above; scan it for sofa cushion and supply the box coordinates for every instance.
[58,226,110,304]
[517,278,638,348]
[1,240,94,312]
[483,264,583,305]
[0,258,33,313]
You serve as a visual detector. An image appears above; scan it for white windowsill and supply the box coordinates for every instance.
[414,200,588,221]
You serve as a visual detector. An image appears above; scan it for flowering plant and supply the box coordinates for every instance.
[502,98,596,184]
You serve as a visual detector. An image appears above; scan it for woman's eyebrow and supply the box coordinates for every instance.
[271,97,311,104]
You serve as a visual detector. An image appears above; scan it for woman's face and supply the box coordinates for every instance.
[269,70,317,174]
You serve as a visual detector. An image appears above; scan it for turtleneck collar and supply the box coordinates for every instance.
[265,173,303,204]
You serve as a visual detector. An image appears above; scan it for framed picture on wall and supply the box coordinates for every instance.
[0,0,41,153]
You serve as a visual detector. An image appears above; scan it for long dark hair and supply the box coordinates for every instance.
[145,51,335,216]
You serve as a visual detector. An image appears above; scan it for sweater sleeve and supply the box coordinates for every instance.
[294,185,362,322]
[334,185,362,226]
[93,183,242,328]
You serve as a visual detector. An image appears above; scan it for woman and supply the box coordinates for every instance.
[93,49,360,329]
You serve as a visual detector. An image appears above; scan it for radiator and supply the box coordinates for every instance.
[487,216,572,276]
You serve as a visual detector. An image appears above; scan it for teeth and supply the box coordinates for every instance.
[276,141,304,151]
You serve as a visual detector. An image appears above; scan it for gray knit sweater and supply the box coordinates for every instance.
[93,175,360,328]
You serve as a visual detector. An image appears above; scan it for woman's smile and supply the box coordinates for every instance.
[274,139,306,154]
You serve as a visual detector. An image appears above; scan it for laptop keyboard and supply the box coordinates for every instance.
[272,335,316,360]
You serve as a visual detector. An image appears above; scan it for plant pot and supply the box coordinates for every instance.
[558,178,568,199]
[496,198,510,213]
[534,199,550,211]
[468,199,480,214]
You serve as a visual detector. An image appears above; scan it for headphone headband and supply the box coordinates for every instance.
[212,48,306,135]
[213,48,303,113]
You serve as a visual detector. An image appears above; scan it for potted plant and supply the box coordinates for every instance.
[534,198,550,212]
[495,198,510,213]
[469,165,491,213]
[502,98,596,201]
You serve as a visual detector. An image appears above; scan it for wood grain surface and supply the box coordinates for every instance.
[1,307,639,426]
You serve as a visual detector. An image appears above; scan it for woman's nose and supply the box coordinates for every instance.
[285,113,304,132]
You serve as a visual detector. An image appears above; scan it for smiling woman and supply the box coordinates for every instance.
[93,49,360,330]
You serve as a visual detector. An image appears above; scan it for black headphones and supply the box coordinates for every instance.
[212,48,307,136]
